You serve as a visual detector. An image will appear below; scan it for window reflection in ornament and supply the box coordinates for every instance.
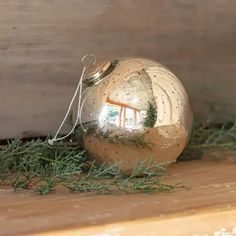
[99,98,147,131]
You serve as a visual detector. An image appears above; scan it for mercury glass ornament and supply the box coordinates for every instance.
[76,57,193,173]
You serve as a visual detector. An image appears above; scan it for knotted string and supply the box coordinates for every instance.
[48,54,96,145]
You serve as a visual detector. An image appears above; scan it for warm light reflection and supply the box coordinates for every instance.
[98,98,146,130]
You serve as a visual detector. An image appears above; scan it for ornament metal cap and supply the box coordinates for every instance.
[84,59,112,86]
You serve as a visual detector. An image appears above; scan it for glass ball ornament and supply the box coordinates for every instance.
[75,57,193,173]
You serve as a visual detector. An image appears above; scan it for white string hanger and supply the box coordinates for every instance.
[48,54,96,145]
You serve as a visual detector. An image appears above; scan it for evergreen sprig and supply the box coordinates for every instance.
[0,139,173,195]
[1,121,235,195]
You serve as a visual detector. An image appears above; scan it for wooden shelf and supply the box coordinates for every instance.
[1,158,236,236]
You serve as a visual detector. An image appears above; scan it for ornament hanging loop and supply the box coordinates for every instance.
[82,54,96,69]
[48,54,96,145]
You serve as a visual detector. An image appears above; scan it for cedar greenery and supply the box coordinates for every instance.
[0,121,235,195]
[178,121,236,161]
[0,139,174,195]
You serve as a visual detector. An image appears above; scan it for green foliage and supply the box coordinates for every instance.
[0,138,85,180]
[0,139,174,195]
[143,102,157,128]
[34,179,55,195]
[2,122,235,195]
[66,179,111,194]
[178,121,236,161]
[12,175,31,191]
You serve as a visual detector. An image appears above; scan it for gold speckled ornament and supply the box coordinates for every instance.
[74,57,193,173]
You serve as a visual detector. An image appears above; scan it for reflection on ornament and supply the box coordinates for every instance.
[74,57,193,173]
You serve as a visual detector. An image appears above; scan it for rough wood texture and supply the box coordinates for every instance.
[0,0,235,139]
[1,158,236,235]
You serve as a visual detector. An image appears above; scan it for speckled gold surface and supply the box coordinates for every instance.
[77,58,193,171]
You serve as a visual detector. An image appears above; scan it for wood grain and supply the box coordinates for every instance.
[0,0,235,139]
[0,158,236,235]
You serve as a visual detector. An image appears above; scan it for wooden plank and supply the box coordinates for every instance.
[36,210,236,236]
[0,158,236,235]
[0,0,236,139]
